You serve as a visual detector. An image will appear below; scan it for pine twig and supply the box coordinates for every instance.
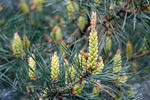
[129,51,150,61]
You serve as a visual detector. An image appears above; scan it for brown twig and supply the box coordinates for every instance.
[90,79,116,98]
[129,51,150,61]
[69,36,87,47]
[122,11,128,30]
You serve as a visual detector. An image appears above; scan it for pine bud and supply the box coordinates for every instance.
[66,1,75,20]
[119,0,123,6]
[51,52,59,80]
[50,26,57,37]
[73,80,84,95]
[92,86,100,97]
[79,54,87,70]
[65,66,76,83]
[139,37,147,52]
[73,2,79,11]
[55,26,62,41]
[50,26,62,41]
[31,0,45,12]
[23,35,30,50]
[116,98,121,100]
[87,11,98,71]
[37,5,42,12]
[93,56,104,74]
[147,5,150,11]
[113,49,122,73]
[20,0,29,15]
[128,85,133,98]
[109,3,113,10]
[131,62,137,69]
[90,11,97,31]
[64,59,68,68]
[66,1,78,20]
[139,44,147,52]
[105,36,112,51]
[106,29,111,35]
[42,88,48,97]
[87,30,98,71]
[26,86,30,93]
[94,0,101,7]
[126,41,133,58]
[60,18,65,27]
[117,73,128,83]
[12,32,24,57]
[0,18,5,26]
[28,54,36,79]
[78,16,85,31]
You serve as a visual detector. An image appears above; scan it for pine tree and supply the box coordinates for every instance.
[0,0,150,100]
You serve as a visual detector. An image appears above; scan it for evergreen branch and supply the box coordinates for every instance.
[90,78,116,98]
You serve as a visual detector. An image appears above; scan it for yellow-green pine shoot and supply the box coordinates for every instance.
[64,59,68,68]
[66,1,75,20]
[28,54,36,79]
[26,86,30,93]
[0,18,5,26]
[50,26,62,41]
[51,52,59,80]
[78,16,85,31]
[34,0,45,12]
[94,0,101,7]
[109,4,113,10]
[50,26,57,37]
[139,44,147,52]
[126,41,133,58]
[55,26,62,41]
[64,59,71,84]
[23,35,30,50]
[36,5,42,12]
[72,2,79,11]
[147,5,150,11]
[128,85,133,98]
[60,18,65,27]
[12,32,24,57]
[65,66,76,84]
[20,0,29,15]
[105,36,112,51]
[131,62,138,69]
[117,73,128,83]
[119,0,123,6]
[139,37,147,53]
[71,54,86,95]
[79,54,87,70]
[116,98,121,100]
[87,11,98,71]
[113,49,122,73]
[93,56,104,74]
[73,80,84,95]
[92,57,104,97]
[92,86,100,97]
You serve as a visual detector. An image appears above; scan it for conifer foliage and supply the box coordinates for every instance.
[0,0,150,100]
